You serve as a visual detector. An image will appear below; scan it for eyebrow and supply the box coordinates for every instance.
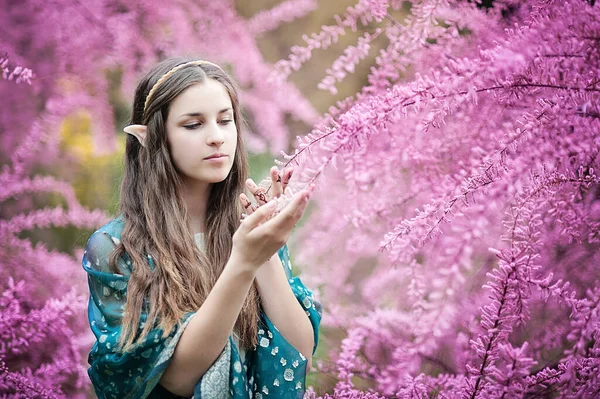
[178,107,232,119]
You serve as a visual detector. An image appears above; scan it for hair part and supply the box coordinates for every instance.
[109,57,260,352]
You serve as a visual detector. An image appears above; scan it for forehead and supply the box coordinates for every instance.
[168,79,233,118]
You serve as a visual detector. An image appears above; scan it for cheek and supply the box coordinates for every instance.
[228,126,238,149]
[168,137,201,169]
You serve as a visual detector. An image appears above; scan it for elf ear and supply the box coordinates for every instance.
[123,125,148,147]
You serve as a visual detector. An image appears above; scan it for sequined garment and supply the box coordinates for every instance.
[83,215,322,398]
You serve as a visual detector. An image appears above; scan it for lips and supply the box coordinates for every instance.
[204,154,227,160]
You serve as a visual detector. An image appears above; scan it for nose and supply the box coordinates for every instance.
[206,121,225,147]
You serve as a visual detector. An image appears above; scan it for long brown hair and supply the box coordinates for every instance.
[109,57,259,352]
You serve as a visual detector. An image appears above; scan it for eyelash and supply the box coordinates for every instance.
[184,120,233,130]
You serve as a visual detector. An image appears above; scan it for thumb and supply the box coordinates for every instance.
[239,200,277,232]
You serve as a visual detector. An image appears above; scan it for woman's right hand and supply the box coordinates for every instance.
[231,186,313,270]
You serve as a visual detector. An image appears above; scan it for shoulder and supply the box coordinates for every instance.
[83,215,130,276]
[92,214,125,242]
[84,215,125,257]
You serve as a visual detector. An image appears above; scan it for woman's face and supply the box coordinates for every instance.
[165,78,237,185]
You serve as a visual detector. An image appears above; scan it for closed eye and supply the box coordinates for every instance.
[220,119,233,125]
[183,123,202,130]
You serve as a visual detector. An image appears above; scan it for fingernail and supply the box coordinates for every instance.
[267,200,277,208]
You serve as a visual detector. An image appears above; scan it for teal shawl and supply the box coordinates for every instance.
[82,216,322,398]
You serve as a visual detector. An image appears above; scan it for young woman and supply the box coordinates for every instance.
[82,57,321,399]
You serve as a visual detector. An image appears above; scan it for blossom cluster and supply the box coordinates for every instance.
[0,56,33,85]
[247,0,318,36]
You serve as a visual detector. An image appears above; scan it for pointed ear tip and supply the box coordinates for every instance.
[123,125,147,134]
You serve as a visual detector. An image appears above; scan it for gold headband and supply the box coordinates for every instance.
[144,60,224,113]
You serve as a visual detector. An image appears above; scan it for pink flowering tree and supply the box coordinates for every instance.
[271,0,600,397]
[2,0,599,398]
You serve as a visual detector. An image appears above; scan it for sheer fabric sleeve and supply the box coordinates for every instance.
[82,227,195,399]
[251,244,323,397]
[277,244,322,355]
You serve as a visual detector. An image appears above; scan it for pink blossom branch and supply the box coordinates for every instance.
[247,0,317,36]
[0,55,34,84]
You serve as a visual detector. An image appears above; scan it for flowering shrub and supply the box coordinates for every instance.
[278,0,600,397]
[1,0,599,397]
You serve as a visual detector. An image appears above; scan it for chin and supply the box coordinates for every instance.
[202,170,233,184]
[183,164,233,184]
[211,175,230,183]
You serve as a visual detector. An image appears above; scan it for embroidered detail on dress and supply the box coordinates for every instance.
[283,368,294,381]
[200,339,231,399]
[108,280,127,290]
[302,297,312,308]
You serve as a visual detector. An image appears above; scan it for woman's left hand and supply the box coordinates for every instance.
[240,166,294,216]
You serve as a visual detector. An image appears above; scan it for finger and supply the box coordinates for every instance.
[282,167,294,194]
[256,187,312,237]
[240,193,257,215]
[271,166,283,198]
[239,199,278,233]
[246,178,268,205]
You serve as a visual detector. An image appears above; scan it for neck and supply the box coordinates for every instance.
[180,177,211,235]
